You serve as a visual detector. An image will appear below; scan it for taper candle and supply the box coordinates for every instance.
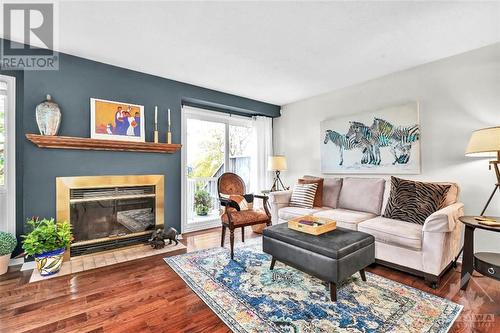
[153,106,159,143]
[167,108,172,144]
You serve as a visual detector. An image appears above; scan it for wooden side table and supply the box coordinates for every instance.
[459,216,500,290]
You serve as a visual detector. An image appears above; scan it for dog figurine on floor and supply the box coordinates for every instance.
[148,227,179,249]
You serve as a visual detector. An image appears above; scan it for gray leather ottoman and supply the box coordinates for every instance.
[262,223,375,301]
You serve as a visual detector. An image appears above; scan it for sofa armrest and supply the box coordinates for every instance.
[268,190,293,224]
[422,202,464,276]
[422,202,464,233]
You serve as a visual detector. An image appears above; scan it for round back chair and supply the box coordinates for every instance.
[218,172,246,197]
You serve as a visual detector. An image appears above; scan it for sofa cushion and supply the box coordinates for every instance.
[383,177,451,225]
[313,209,376,230]
[338,177,386,215]
[278,206,329,220]
[358,216,423,251]
[304,176,342,208]
[298,177,324,207]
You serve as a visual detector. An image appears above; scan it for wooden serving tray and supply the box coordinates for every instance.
[288,215,336,235]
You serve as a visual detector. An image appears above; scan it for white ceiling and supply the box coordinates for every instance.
[18,1,500,105]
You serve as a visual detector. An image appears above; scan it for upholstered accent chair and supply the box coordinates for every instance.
[218,172,272,259]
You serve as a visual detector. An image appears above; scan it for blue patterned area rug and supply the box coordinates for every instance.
[165,240,462,333]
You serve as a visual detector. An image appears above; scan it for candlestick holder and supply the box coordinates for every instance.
[154,124,159,143]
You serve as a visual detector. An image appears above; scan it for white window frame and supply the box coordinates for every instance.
[181,106,253,233]
[0,74,16,236]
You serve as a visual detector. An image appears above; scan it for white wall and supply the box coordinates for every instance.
[274,43,500,253]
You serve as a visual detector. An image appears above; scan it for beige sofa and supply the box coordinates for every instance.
[268,176,464,287]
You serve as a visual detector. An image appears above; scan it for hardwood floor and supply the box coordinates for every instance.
[0,227,498,333]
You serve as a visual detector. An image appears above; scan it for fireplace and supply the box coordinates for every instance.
[56,175,164,257]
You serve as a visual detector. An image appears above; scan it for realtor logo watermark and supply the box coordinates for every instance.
[1,2,59,70]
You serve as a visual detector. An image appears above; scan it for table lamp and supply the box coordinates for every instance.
[268,155,288,191]
[465,126,500,216]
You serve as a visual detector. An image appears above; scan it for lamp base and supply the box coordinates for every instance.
[270,171,288,192]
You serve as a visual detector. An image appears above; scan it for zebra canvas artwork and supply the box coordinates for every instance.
[320,102,420,174]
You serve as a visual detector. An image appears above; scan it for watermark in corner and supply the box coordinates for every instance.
[1,0,59,70]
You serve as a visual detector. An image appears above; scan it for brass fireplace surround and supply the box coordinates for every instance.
[56,175,164,257]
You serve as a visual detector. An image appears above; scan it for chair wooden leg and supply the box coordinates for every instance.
[229,229,235,260]
[241,227,245,242]
[221,225,226,247]
[360,269,366,282]
[330,282,337,302]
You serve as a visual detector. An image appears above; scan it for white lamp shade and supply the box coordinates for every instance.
[268,155,287,171]
[465,126,500,157]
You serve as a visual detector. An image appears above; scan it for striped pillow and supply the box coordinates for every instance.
[289,183,318,209]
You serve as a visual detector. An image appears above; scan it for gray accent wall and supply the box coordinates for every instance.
[1,43,280,252]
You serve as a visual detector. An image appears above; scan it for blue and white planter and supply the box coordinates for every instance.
[34,248,65,276]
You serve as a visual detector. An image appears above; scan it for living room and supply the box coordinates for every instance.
[0,1,499,332]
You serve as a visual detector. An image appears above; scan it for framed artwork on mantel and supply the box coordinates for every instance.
[320,102,420,174]
[90,98,145,142]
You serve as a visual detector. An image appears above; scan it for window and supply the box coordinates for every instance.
[228,124,254,189]
[182,106,256,232]
[0,81,7,186]
[0,75,16,235]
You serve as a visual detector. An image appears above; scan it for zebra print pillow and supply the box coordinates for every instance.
[289,183,318,209]
[383,177,451,225]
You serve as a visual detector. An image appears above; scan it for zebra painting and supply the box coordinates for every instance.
[323,130,359,165]
[320,102,420,174]
[370,118,420,165]
[346,121,379,165]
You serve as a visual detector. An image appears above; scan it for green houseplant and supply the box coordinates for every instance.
[0,231,17,275]
[194,190,212,216]
[22,218,72,276]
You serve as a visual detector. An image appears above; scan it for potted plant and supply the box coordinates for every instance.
[0,232,17,275]
[22,218,72,276]
[194,190,212,216]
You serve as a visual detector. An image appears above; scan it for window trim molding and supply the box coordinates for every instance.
[0,74,16,236]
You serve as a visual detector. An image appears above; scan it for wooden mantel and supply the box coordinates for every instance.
[26,134,182,154]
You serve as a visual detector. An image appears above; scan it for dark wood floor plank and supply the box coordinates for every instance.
[0,227,498,333]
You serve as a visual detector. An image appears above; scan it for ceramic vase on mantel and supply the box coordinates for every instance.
[36,94,61,135]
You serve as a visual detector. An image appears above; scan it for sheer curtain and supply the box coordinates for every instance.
[251,116,273,194]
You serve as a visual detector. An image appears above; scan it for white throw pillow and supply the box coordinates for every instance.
[289,183,318,209]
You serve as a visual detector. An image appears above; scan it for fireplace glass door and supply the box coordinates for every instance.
[70,186,156,244]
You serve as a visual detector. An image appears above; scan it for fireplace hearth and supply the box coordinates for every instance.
[56,175,164,257]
